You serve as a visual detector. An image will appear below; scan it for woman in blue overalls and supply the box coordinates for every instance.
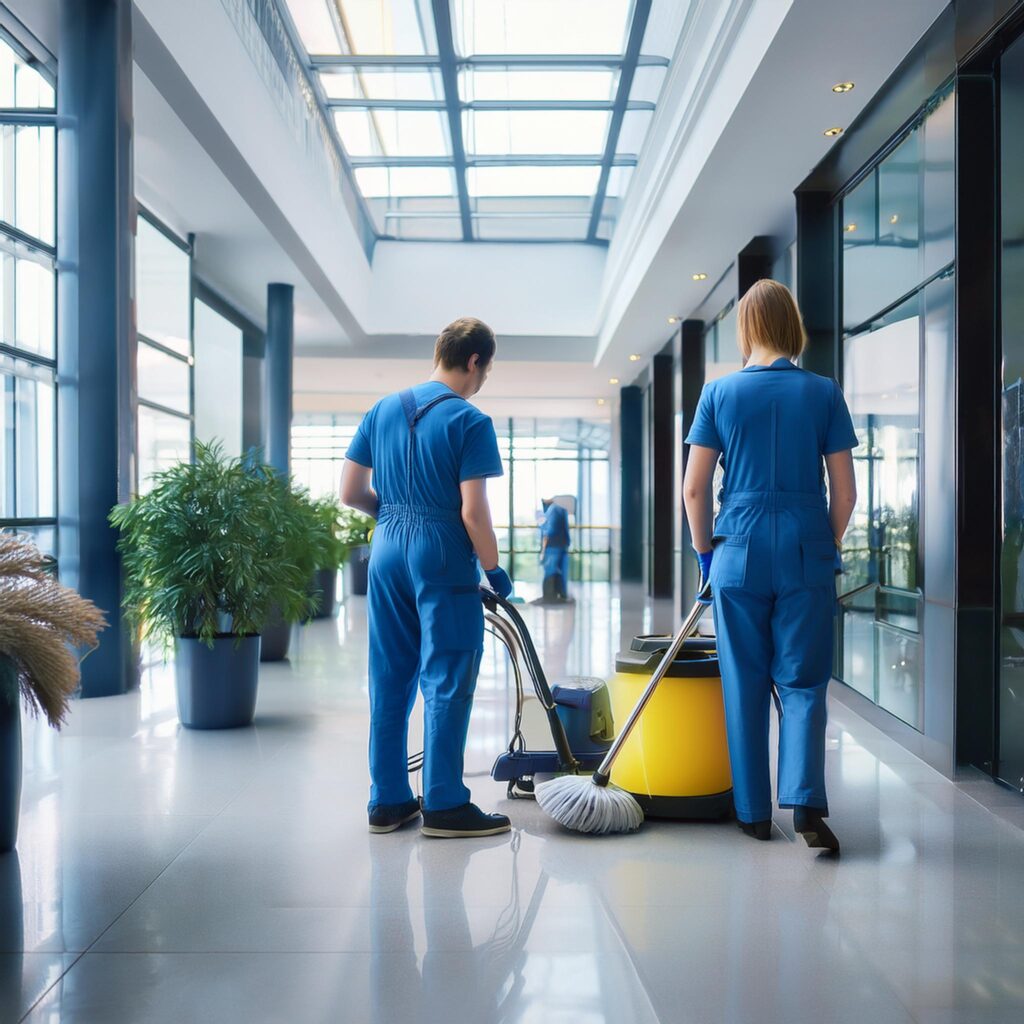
[342,318,514,839]
[683,280,858,850]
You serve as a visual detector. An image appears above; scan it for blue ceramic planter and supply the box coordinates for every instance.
[174,636,260,729]
[0,656,21,854]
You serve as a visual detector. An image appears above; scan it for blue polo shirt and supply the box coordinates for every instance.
[686,359,858,495]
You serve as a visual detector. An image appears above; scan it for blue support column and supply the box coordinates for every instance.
[57,0,135,697]
[620,386,643,582]
[265,283,294,476]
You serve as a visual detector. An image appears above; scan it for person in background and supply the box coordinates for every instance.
[341,317,513,839]
[683,279,858,852]
[539,497,572,602]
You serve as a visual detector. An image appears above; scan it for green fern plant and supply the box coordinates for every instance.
[311,497,349,571]
[109,442,319,648]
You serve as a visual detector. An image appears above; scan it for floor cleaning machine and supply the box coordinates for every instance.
[483,588,734,818]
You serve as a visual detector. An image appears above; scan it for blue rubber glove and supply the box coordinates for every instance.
[834,546,844,574]
[484,565,513,599]
[696,549,714,605]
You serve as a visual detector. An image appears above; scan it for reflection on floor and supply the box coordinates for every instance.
[5,582,1024,1023]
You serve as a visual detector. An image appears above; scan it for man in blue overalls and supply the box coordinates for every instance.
[341,318,513,838]
[539,498,571,601]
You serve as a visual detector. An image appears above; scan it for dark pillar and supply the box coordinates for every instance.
[678,319,705,610]
[619,386,643,582]
[737,235,774,298]
[650,352,674,599]
[954,63,998,771]
[57,0,135,697]
[795,190,837,379]
[265,283,294,476]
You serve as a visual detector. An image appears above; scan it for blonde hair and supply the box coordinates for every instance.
[737,279,807,361]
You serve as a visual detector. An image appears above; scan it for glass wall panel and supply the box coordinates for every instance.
[1000,32,1024,788]
[838,295,923,729]
[1,124,55,245]
[491,417,611,585]
[193,300,243,457]
[136,218,191,355]
[0,50,57,544]
[0,37,55,108]
[137,341,190,415]
[842,83,953,332]
[138,405,191,494]
[1,361,55,519]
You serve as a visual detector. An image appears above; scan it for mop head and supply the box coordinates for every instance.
[535,774,644,835]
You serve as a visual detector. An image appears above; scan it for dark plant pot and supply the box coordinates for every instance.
[174,635,260,729]
[260,604,292,662]
[309,568,338,619]
[344,544,370,597]
[0,656,22,854]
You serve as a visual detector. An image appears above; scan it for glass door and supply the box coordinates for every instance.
[999,32,1024,789]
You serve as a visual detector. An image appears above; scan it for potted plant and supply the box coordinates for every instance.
[0,534,105,853]
[308,498,347,619]
[339,507,374,598]
[259,478,323,662]
[110,442,315,729]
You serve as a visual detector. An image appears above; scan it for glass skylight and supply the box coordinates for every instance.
[282,0,676,242]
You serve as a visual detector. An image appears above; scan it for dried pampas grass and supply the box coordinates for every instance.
[0,534,106,728]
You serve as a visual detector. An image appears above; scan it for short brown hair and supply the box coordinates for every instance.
[434,317,496,371]
[737,279,806,361]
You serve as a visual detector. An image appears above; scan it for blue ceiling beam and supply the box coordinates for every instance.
[430,0,473,240]
[327,98,655,112]
[586,0,652,242]
[349,154,639,168]
[311,53,669,69]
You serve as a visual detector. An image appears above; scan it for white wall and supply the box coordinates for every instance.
[368,241,606,340]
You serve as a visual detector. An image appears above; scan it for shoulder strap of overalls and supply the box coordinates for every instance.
[398,388,465,497]
[399,388,463,428]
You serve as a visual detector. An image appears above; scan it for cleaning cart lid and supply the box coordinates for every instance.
[614,647,719,678]
[630,634,716,654]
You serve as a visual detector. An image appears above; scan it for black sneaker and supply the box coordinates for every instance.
[368,798,422,834]
[794,806,840,853]
[421,802,511,838]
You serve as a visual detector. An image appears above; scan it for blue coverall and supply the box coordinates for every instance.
[347,382,503,812]
[540,503,571,587]
[686,358,858,823]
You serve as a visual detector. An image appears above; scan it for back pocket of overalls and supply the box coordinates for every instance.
[801,539,836,588]
[711,535,749,589]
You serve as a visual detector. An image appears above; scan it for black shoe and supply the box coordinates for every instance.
[368,798,422,834]
[738,819,773,841]
[794,806,840,852]
[421,802,511,838]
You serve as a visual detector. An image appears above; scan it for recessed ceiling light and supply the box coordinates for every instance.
[596,398,606,406]
[609,377,620,385]
[889,213,899,224]
[824,126,844,137]
[844,222,857,233]
[692,272,708,281]
[667,316,678,324]
[832,82,855,93]
[629,353,641,362]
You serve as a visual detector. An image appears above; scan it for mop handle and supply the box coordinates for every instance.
[593,588,709,785]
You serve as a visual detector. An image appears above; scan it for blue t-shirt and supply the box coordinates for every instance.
[685,360,858,496]
[346,381,503,510]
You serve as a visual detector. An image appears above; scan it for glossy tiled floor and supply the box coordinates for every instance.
[4,583,1024,1023]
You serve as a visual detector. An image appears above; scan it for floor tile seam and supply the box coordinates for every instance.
[18,950,87,1024]
[588,890,670,1024]
[59,812,226,965]
[212,737,309,816]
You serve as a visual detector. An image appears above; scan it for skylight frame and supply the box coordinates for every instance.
[281,0,663,244]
